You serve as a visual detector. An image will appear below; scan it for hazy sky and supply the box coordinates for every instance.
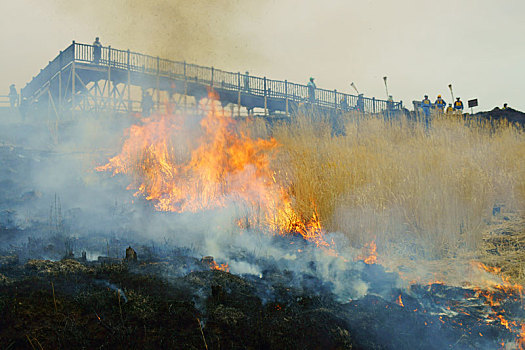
[1,0,524,111]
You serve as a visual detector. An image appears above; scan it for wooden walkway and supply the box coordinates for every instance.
[21,41,403,116]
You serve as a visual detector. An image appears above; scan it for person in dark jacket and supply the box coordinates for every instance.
[307,77,316,103]
[340,95,348,111]
[244,71,250,92]
[8,84,18,108]
[421,95,432,131]
[93,37,102,64]
[454,97,464,112]
[434,95,446,112]
[142,90,153,116]
[356,93,364,112]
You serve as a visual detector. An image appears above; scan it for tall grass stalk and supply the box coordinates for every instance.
[270,111,525,259]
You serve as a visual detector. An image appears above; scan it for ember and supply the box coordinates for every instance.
[201,256,230,272]
[357,241,377,264]
[395,294,404,307]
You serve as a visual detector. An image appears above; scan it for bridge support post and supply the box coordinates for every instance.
[127,71,131,112]
[70,40,76,118]
[237,72,241,117]
[94,81,99,111]
[127,49,131,112]
[108,64,112,111]
[58,69,62,114]
[285,80,289,117]
[71,61,75,118]
[237,90,241,117]
[108,46,113,111]
[264,77,267,116]
[183,61,187,111]
[156,56,160,112]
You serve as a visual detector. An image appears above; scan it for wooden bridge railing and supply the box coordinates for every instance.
[22,42,403,113]
[0,95,12,107]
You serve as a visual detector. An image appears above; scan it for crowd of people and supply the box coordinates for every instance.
[420,94,464,117]
[419,94,466,131]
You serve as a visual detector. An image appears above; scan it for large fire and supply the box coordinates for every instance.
[96,92,331,248]
[97,93,525,348]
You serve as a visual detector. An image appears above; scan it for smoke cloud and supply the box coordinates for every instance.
[52,0,266,70]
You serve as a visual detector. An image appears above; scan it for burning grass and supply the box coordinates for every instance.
[97,96,524,280]
[3,96,525,348]
[97,96,332,248]
[272,111,525,260]
[95,97,525,338]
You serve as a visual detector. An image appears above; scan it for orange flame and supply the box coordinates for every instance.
[518,324,525,350]
[97,93,331,248]
[395,294,404,307]
[471,261,525,347]
[357,241,377,264]
[210,261,230,272]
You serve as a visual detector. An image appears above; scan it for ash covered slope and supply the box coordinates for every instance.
[0,253,514,350]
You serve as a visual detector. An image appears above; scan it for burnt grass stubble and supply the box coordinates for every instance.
[0,247,518,350]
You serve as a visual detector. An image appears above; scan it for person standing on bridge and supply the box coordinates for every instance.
[340,95,348,112]
[244,71,250,92]
[8,84,18,108]
[387,95,394,110]
[93,37,102,64]
[142,90,154,117]
[307,77,316,103]
[356,93,364,112]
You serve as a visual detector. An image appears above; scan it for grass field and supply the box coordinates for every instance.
[263,110,525,268]
[99,103,525,283]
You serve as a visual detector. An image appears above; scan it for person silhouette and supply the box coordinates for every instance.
[93,37,102,64]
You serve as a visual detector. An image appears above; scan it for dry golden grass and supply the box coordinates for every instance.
[268,111,525,260]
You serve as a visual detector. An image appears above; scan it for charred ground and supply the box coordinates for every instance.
[1,250,519,350]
